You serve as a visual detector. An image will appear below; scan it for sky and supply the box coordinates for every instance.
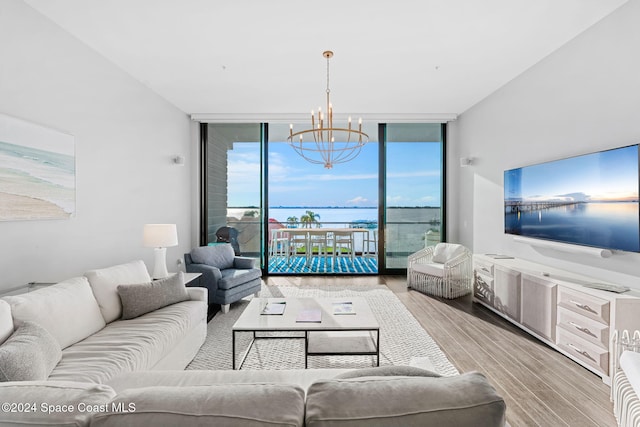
[227,140,442,208]
[505,144,639,202]
[0,113,74,156]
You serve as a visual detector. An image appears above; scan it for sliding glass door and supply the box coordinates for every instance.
[266,122,379,274]
[200,122,445,274]
[383,124,445,270]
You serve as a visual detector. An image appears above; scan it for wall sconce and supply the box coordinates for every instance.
[459,157,474,167]
[172,155,185,165]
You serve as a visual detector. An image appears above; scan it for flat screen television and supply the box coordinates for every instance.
[504,144,640,253]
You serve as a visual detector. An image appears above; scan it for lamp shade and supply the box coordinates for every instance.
[143,224,178,248]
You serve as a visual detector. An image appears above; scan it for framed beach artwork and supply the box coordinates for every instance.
[0,113,75,221]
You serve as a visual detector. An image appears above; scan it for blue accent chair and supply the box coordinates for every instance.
[185,243,261,314]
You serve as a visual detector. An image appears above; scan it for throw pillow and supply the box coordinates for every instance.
[85,260,152,323]
[0,321,62,382]
[117,272,190,320]
[190,244,235,269]
[3,277,106,349]
[0,300,13,346]
[334,365,441,379]
[432,243,466,264]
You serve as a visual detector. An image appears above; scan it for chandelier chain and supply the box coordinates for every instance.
[326,53,330,95]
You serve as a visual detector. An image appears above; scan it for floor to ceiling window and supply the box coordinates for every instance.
[383,123,445,270]
[201,124,262,260]
[200,122,445,274]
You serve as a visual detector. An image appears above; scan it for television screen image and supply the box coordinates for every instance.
[504,144,640,253]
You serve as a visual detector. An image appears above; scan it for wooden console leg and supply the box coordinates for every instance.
[221,304,230,314]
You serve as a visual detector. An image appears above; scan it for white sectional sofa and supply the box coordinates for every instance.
[0,260,507,427]
[0,260,207,384]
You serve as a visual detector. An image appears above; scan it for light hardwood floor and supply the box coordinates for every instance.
[264,274,617,427]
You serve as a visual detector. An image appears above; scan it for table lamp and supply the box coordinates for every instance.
[143,224,178,279]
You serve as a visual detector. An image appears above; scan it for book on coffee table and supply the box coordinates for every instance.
[261,301,286,315]
[296,308,322,323]
[332,301,356,315]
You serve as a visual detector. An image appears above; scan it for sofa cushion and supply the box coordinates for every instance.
[0,321,61,382]
[85,260,152,323]
[190,244,235,269]
[106,369,351,394]
[48,300,203,384]
[0,300,12,346]
[432,243,466,264]
[118,272,190,320]
[0,380,116,427]
[412,262,445,277]
[334,365,441,379]
[91,383,305,427]
[218,268,262,290]
[305,371,506,427]
[3,277,106,349]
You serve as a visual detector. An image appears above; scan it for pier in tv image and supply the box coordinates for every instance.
[504,144,640,253]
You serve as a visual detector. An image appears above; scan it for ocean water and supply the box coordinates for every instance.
[0,140,75,214]
[267,208,377,226]
[505,202,640,252]
[227,206,442,259]
[228,207,442,228]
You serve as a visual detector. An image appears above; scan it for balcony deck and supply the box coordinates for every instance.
[268,255,378,274]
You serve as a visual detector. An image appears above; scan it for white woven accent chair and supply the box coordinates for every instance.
[611,329,640,427]
[407,243,472,299]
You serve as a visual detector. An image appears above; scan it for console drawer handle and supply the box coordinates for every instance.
[569,300,597,314]
[568,343,596,362]
[568,321,596,337]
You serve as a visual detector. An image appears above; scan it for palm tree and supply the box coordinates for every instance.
[286,216,298,228]
[300,210,321,228]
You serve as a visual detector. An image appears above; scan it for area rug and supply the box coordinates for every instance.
[187,284,458,376]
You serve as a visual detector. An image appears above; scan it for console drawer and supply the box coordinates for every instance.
[557,328,608,375]
[557,287,609,325]
[557,306,608,349]
[474,260,494,277]
[474,273,494,305]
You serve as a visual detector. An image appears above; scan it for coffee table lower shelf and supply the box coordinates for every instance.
[232,329,380,370]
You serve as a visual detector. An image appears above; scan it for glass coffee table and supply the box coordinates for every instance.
[232,297,380,369]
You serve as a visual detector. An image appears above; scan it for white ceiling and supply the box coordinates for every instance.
[25,0,627,121]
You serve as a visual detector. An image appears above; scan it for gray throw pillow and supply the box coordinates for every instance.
[0,321,62,382]
[334,365,441,379]
[117,272,190,320]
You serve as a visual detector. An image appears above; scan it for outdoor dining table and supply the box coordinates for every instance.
[280,228,370,262]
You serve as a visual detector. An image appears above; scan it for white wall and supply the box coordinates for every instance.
[452,1,640,288]
[0,0,193,291]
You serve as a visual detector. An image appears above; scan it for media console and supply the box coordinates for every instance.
[473,254,640,384]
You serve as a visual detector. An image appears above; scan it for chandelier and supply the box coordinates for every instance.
[288,51,368,169]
